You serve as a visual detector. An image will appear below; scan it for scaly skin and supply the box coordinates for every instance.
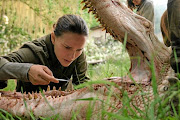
[0,0,174,119]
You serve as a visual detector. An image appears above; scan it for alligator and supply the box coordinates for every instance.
[0,0,175,119]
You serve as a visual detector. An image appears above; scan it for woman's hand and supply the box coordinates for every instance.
[28,65,59,85]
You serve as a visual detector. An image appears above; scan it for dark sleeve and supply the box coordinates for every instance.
[0,47,40,81]
[0,62,33,82]
[2,47,40,64]
[72,52,89,85]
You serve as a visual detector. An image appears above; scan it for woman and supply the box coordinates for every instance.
[0,14,89,92]
[127,0,154,24]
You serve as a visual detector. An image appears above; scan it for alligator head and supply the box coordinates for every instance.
[0,0,174,119]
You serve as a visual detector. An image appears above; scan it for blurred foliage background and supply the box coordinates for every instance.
[0,0,99,55]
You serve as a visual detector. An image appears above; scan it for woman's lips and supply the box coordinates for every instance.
[64,59,72,63]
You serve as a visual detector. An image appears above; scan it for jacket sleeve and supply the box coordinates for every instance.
[0,62,33,82]
[0,47,40,81]
[72,51,89,85]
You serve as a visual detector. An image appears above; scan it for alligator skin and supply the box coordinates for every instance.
[0,0,175,119]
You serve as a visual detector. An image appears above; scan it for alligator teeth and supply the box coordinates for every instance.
[94,14,98,19]
[23,92,26,96]
[92,9,97,14]
[102,27,106,31]
[34,93,38,99]
[53,86,56,90]
[43,89,45,93]
[88,6,94,13]
[86,4,91,8]
[82,5,87,10]
[28,92,32,100]
[82,3,91,10]
[106,27,110,33]
[58,87,61,91]
[97,18,101,22]
[47,85,50,91]
[99,19,104,25]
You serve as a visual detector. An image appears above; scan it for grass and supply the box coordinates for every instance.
[0,80,16,91]
[87,55,130,81]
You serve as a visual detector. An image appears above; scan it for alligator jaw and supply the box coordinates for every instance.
[81,0,171,85]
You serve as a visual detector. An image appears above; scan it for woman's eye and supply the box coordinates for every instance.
[65,46,71,49]
[77,49,82,52]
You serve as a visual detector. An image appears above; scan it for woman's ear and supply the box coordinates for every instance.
[53,23,56,29]
[51,32,55,45]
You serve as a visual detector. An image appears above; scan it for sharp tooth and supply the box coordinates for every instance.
[39,95,43,99]
[88,7,93,13]
[102,24,106,27]
[53,86,56,90]
[98,18,101,21]
[94,14,98,19]
[34,93,38,99]
[100,20,104,24]
[106,27,110,33]
[28,92,32,100]
[102,27,106,31]
[92,10,97,14]
[86,4,91,8]
[82,5,87,10]
[23,92,26,97]
[47,85,50,91]
[58,87,61,91]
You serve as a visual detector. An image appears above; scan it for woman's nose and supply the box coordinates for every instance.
[69,51,76,60]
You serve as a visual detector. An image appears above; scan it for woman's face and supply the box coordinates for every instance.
[52,32,86,67]
[132,0,142,6]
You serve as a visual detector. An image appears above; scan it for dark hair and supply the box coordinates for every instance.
[54,14,88,37]
[127,0,145,10]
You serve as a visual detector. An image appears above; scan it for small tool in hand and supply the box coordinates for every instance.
[56,78,70,82]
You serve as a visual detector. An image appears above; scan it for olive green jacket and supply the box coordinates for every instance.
[137,0,154,24]
[0,34,88,92]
